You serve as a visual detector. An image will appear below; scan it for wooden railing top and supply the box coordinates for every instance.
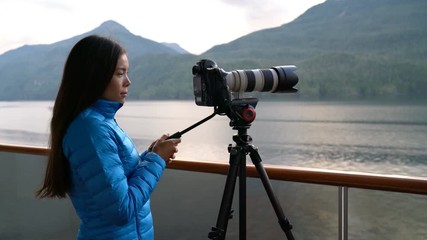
[2,143,427,195]
[0,143,49,156]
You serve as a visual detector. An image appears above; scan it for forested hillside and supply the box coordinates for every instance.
[202,0,427,99]
[0,0,426,100]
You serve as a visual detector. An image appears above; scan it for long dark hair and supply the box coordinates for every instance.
[36,35,126,198]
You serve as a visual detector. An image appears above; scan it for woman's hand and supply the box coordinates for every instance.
[150,134,181,163]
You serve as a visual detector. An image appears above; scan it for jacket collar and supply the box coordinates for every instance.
[91,99,123,119]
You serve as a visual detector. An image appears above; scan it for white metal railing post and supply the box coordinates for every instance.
[338,186,348,240]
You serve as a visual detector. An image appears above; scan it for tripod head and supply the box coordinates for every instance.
[167,97,258,139]
[226,98,258,129]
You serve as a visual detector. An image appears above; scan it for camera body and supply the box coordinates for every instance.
[193,59,230,108]
[193,59,298,109]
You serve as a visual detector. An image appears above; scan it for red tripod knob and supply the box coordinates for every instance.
[242,107,256,123]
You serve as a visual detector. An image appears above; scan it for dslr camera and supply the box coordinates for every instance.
[192,59,298,112]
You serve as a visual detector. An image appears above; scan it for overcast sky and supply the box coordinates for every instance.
[0,0,325,55]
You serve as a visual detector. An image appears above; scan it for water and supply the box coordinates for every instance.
[1,100,427,177]
[1,100,427,240]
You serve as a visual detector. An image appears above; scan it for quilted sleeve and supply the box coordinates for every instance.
[64,119,166,226]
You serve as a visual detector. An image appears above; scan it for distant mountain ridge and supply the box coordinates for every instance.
[0,0,426,100]
[0,20,186,100]
[161,42,189,54]
[2,20,183,59]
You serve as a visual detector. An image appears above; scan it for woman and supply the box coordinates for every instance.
[36,35,181,240]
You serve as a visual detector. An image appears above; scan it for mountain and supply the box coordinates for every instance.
[1,0,426,100]
[0,20,184,100]
[202,0,427,99]
[161,43,189,54]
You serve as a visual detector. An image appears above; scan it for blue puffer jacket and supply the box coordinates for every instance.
[63,99,166,240]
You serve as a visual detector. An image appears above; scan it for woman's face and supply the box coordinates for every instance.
[102,54,131,103]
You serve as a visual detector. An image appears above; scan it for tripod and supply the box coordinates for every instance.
[208,100,294,240]
[167,98,295,240]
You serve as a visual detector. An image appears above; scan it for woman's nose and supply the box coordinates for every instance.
[125,75,131,86]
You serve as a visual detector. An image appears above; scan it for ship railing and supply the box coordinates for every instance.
[1,143,426,240]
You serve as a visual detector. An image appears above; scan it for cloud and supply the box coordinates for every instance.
[32,0,72,11]
[220,0,325,30]
[0,0,325,55]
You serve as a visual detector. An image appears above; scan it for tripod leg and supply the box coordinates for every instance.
[248,146,295,240]
[239,150,246,240]
[208,146,243,240]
